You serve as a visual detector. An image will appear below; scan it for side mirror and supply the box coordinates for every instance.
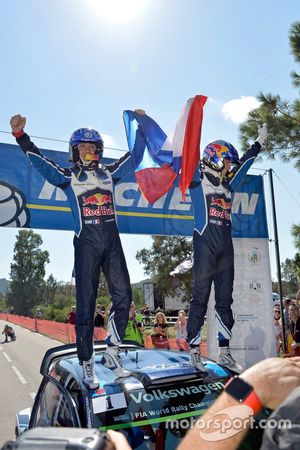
[15,407,31,437]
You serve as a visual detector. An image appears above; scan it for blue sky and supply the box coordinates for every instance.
[0,0,299,284]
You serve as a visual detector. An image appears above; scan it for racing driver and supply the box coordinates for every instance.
[188,124,268,373]
[10,114,133,389]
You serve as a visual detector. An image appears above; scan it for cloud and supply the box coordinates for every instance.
[222,96,261,124]
[102,133,116,148]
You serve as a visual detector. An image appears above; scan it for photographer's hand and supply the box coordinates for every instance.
[107,430,132,450]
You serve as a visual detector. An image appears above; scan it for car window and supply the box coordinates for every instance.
[33,378,77,428]
[66,378,86,426]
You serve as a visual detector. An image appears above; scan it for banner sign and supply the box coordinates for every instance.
[207,238,276,368]
[0,143,268,238]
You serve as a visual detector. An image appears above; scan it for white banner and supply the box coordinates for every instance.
[207,238,276,369]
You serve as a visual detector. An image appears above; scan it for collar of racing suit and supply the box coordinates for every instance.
[203,166,232,191]
[74,161,99,179]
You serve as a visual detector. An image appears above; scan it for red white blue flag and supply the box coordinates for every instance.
[123,95,207,204]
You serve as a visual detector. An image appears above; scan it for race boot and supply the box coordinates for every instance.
[189,347,208,374]
[102,346,131,378]
[217,347,243,373]
[81,359,99,390]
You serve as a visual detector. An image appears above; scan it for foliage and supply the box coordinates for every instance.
[240,21,300,281]
[293,252,300,283]
[8,230,49,315]
[292,224,300,251]
[239,22,300,171]
[132,287,144,310]
[136,236,193,301]
[280,258,299,292]
[0,294,7,311]
[43,274,58,305]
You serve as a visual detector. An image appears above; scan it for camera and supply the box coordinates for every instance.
[1,428,115,450]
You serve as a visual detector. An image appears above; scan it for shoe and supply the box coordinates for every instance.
[82,359,99,390]
[189,347,208,374]
[102,346,131,378]
[217,349,243,373]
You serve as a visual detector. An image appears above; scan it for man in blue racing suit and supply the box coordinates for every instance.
[188,124,268,373]
[10,114,133,389]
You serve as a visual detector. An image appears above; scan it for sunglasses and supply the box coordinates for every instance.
[274,310,280,314]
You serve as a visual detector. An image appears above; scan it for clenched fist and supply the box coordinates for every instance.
[10,115,26,133]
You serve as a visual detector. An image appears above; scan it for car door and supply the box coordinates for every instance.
[30,375,81,429]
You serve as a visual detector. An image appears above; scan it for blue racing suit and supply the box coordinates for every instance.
[187,141,262,347]
[16,133,133,361]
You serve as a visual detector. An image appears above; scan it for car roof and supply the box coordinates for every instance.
[42,341,232,390]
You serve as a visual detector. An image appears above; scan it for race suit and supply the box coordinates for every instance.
[187,141,262,347]
[16,133,133,361]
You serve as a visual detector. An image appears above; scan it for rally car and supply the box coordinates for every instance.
[16,342,269,449]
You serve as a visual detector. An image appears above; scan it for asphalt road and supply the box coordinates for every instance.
[0,319,63,446]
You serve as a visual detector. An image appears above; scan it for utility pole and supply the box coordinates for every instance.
[268,169,287,353]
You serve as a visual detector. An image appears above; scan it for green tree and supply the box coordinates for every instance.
[239,22,300,170]
[292,224,300,250]
[8,230,49,315]
[240,21,300,286]
[0,294,7,311]
[293,252,300,284]
[43,274,58,306]
[280,258,298,293]
[136,236,193,301]
[132,286,144,310]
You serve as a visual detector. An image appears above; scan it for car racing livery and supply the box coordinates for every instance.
[188,141,263,346]
[16,343,270,449]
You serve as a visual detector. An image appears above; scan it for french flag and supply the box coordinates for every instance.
[123,95,207,204]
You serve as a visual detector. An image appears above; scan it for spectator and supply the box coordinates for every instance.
[107,357,300,450]
[104,303,112,328]
[34,310,43,319]
[67,306,76,325]
[177,357,300,450]
[174,310,188,351]
[283,298,294,354]
[151,312,169,349]
[273,306,282,354]
[2,324,16,342]
[124,301,144,345]
[143,306,151,325]
[94,304,105,328]
[289,304,300,356]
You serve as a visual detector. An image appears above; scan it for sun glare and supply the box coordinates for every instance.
[89,0,147,23]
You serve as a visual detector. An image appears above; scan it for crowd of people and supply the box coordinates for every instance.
[273,298,300,357]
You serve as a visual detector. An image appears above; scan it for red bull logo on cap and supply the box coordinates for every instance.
[206,143,228,158]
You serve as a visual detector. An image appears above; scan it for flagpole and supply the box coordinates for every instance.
[268,169,287,354]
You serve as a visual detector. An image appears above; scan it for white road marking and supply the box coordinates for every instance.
[30,392,36,400]
[12,366,27,384]
[3,352,12,362]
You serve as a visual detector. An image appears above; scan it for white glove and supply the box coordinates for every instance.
[256,123,267,147]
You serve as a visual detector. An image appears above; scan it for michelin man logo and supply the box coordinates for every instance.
[0,181,30,227]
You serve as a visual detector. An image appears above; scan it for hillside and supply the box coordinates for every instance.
[0,278,10,295]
